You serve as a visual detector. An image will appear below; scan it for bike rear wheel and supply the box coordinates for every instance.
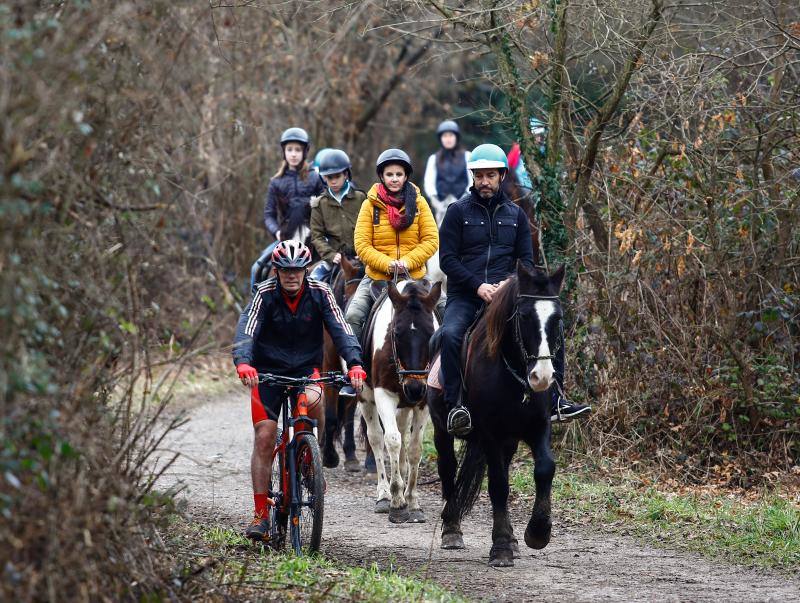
[290,433,324,554]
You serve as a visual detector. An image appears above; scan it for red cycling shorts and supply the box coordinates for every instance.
[250,379,322,426]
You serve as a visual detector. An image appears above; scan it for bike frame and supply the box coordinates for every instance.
[274,385,317,546]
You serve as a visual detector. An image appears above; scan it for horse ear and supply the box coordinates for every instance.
[340,254,353,276]
[423,281,443,310]
[387,282,406,307]
[516,259,534,283]
[550,264,566,292]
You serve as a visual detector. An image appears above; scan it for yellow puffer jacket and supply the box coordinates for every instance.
[354,183,439,281]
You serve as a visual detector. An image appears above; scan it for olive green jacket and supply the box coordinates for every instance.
[309,186,366,263]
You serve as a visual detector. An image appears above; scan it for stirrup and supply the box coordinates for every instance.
[447,406,472,436]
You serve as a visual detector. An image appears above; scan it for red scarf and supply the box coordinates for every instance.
[377,183,411,230]
[281,283,305,315]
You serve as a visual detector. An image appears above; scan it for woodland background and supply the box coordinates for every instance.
[1,0,798,599]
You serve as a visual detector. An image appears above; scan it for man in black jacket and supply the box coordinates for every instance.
[439,144,590,436]
[233,240,366,540]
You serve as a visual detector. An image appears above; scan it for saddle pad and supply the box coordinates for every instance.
[427,354,442,390]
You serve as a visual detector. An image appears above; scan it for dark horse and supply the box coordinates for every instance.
[321,255,365,470]
[428,261,565,567]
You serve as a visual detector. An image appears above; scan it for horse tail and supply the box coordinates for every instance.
[444,438,486,521]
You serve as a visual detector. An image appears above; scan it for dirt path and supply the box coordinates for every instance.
[157,393,800,602]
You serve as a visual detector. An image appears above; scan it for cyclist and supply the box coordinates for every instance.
[309,149,366,282]
[345,148,439,341]
[250,127,324,291]
[233,240,366,541]
[423,120,472,225]
[438,143,590,436]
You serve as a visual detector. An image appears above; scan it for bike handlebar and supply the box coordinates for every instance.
[257,371,351,388]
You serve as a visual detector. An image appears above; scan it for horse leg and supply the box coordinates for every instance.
[403,405,428,523]
[486,445,515,567]
[374,388,409,523]
[501,438,521,558]
[396,408,411,487]
[342,398,360,472]
[429,386,464,548]
[362,416,377,473]
[524,426,555,550]
[359,399,391,513]
[322,385,340,468]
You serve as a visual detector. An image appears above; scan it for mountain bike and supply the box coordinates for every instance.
[257,370,350,555]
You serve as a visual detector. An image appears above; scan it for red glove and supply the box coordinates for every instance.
[348,365,366,381]
[236,363,258,387]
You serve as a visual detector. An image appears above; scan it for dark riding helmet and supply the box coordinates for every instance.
[436,120,460,137]
[272,240,312,269]
[280,127,310,147]
[376,148,413,177]
[319,149,352,177]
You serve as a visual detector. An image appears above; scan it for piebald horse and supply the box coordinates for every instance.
[359,279,442,523]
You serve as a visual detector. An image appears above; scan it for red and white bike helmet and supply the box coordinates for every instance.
[271,240,312,269]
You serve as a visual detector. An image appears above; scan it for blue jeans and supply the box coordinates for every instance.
[440,296,484,407]
[310,261,332,282]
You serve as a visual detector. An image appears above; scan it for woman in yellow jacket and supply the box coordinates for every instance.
[345,148,439,341]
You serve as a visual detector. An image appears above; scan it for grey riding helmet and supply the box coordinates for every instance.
[376,148,413,176]
[319,149,352,177]
[280,127,310,147]
[436,119,460,137]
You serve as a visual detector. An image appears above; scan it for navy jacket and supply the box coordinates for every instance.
[264,169,325,238]
[439,188,534,299]
[232,277,362,373]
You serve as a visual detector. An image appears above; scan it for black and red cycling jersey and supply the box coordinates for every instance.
[232,276,362,374]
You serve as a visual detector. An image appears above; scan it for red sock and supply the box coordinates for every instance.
[254,493,270,518]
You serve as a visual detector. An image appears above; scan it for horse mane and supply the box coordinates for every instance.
[476,276,519,359]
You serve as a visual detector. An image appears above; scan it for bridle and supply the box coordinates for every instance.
[389,323,431,386]
[502,293,563,402]
[388,267,432,392]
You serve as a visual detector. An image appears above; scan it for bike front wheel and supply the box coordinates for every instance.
[268,447,288,550]
[290,433,324,554]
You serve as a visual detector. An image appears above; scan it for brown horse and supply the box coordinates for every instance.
[321,255,365,470]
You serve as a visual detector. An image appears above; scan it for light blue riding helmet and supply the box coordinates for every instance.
[467,144,509,171]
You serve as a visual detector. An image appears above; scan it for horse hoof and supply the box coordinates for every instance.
[364,455,377,474]
[524,520,552,550]
[344,458,361,473]
[322,450,340,469]
[389,505,410,524]
[511,539,521,558]
[374,499,390,514]
[489,544,515,567]
[441,532,464,550]
[407,509,426,523]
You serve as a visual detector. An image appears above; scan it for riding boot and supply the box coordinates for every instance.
[549,320,591,421]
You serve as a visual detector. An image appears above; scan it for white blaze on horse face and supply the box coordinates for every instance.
[528,300,556,392]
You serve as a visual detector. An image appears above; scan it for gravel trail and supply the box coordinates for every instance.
[157,393,800,602]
